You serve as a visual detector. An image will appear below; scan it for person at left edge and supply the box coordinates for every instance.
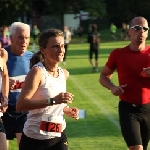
[0,48,9,150]
[1,22,33,149]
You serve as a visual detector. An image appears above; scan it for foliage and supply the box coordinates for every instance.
[0,0,32,26]
[82,0,106,18]
[105,0,150,27]
[41,0,106,18]
[0,0,107,26]
[1,0,150,34]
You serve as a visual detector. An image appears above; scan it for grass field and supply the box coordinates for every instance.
[9,39,150,150]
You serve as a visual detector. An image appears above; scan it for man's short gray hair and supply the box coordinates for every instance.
[10,22,30,36]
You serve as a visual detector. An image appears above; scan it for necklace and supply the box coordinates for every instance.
[45,65,58,72]
[43,63,58,72]
[45,66,55,72]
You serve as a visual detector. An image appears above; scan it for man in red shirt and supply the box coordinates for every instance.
[99,16,150,150]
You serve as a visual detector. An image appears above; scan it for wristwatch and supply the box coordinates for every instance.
[47,98,55,106]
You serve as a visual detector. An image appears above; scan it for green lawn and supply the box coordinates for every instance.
[9,40,150,150]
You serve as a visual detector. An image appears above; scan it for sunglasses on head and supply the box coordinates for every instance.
[130,25,149,31]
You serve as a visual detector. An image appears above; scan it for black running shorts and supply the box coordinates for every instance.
[119,100,150,150]
[19,130,68,150]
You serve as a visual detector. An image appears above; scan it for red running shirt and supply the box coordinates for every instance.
[106,45,150,104]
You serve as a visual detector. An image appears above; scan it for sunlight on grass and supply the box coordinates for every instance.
[9,139,17,150]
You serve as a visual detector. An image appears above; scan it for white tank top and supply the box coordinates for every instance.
[23,62,67,139]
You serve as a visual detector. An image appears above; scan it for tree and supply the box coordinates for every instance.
[82,0,106,19]
[39,0,106,18]
[105,0,150,27]
[0,0,107,26]
[31,0,107,29]
[0,0,32,26]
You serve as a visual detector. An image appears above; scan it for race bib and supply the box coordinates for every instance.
[40,115,63,137]
[10,75,26,92]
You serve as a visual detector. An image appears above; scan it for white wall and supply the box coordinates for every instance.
[80,11,89,20]
[64,14,80,31]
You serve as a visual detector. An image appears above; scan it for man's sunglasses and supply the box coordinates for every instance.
[130,25,149,31]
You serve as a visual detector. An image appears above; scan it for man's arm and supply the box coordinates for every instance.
[99,66,127,96]
[99,66,114,90]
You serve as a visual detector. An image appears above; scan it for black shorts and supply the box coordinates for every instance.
[89,48,98,60]
[119,100,150,149]
[0,117,5,133]
[1,106,28,140]
[19,131,68,150]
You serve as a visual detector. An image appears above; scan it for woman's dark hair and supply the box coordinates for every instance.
[30,51,44,69]
[30,28,64,68]
[38,28,64,48]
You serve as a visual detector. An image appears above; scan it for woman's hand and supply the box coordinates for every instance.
[53,92,74,104]
[63,106,79,120]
